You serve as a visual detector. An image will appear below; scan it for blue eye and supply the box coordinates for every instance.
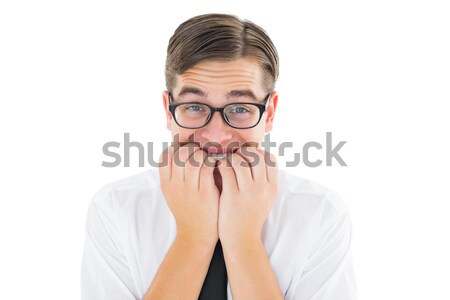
[229,106,250,113]
[236,107,248,113]
[186,105,204,111]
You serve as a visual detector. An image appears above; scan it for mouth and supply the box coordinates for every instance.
[208,153,231,160]
[202,146,239,160]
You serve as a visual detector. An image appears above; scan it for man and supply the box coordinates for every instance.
[81,13,357,300]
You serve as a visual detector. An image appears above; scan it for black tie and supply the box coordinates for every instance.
[198,239,228,300]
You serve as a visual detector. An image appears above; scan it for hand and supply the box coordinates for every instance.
[216,146,278,245]
[159,144,220,247]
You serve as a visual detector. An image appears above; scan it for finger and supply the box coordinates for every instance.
[257,148,278,183]
[229,152,253,184]
[159,146,174,181]
[236,146,266,182]
[172,144,198,181]
[199,155,218,191]
[185,148,207,188]
[227,153,253,189]
[217,156,239,192]
[234,147,254,179]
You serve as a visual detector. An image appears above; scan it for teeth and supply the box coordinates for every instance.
[208,153,229,160]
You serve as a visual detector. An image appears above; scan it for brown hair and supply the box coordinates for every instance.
[165,13,279,94]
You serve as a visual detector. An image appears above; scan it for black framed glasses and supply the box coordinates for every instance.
[168,93,271,129]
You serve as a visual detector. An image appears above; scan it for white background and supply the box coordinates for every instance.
[1,0,449,299]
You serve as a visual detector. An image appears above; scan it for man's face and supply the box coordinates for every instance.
[162,57,278,154]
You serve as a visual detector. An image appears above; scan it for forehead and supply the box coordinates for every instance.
[173,58,265,97]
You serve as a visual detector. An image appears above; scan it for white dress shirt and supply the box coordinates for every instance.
[81,168,357,300]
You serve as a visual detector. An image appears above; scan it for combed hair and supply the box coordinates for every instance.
[165,13,279,93]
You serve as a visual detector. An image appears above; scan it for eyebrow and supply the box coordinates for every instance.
[226,90,258,101]
[177,87,259,102]
[178,87,205,98]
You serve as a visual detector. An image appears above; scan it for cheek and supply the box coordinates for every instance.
[171,127,196,141]
[238,128,265,143]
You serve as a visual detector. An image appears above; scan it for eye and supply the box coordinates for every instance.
[185,105,205,112]
[235,106,248,113]
[228,105,250,113]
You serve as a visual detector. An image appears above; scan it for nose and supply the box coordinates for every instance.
[198,111,233,144]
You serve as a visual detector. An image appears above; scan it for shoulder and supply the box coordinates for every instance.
[89,168,160,211]
[277,169,350,218]
[263,169,353,275]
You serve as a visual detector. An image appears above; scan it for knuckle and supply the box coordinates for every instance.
[204,156,216,167]
[230,155,239,165]
[195,148,207,160]
[159,147,172,164]
[239,158,250,168]
[177,146,196,163]
[200,165,210,175]
[268,153,278,166]
[218,157,231,168]
[186,157,201,169]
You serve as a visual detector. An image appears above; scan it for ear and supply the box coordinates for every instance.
[162,91,172,131]
[264,91,278,133]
